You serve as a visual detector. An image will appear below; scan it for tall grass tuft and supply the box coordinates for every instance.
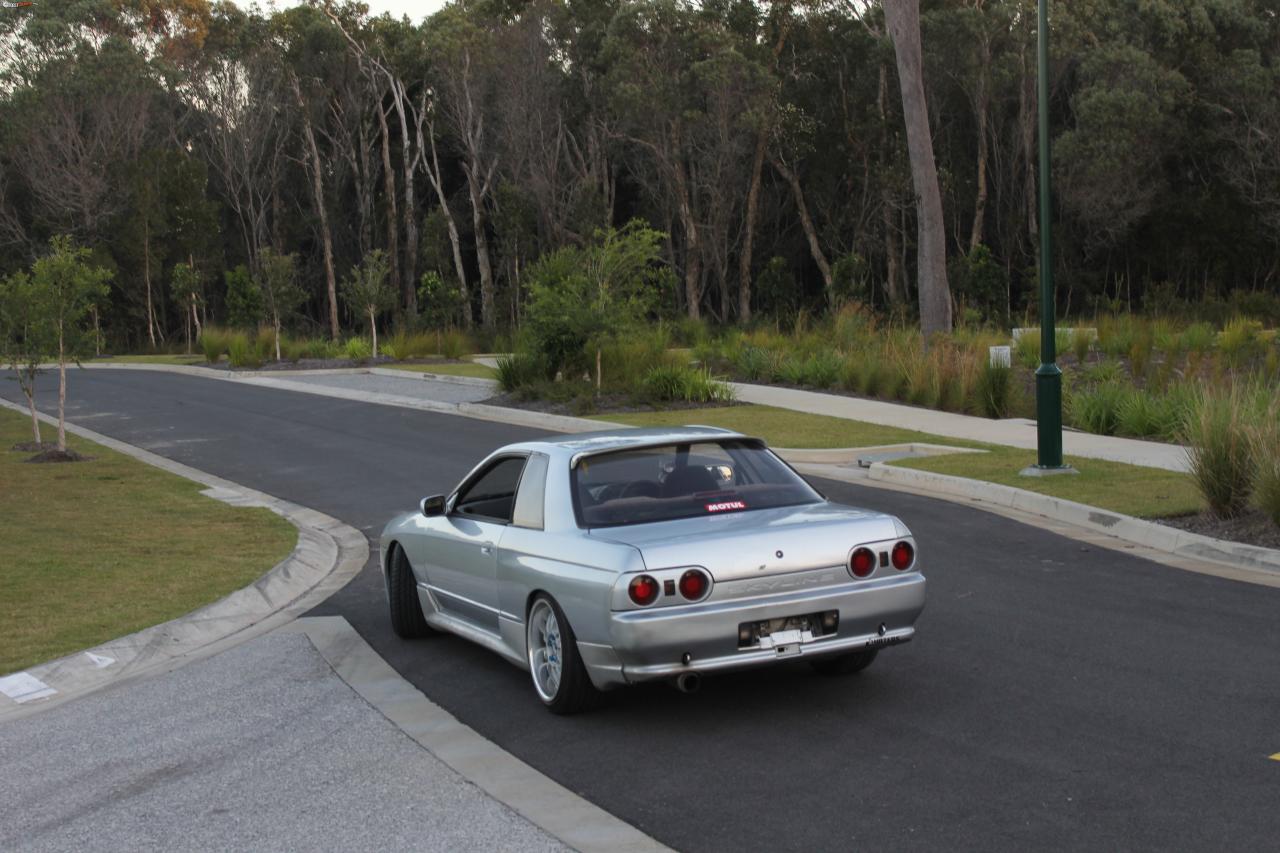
[733,346,772,382]
[972,361,1013,418]
[1014,330,1040,368]
[199,327,230,364]
[344,337,372,361]
[641,365,735,403]
[495,353,545,392]
[1069,382,1130,435]
[440,329,474,360]
[1182,386,1256,519]
[227,331,259,368]
[1251,404,1280,527]
[1218,317,1263,367]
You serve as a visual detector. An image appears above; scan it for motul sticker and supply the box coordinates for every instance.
[705,500,746,513]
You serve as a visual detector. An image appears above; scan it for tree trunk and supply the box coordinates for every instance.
[369,307,378,359]
[293,77,340,340]
[878,63,903,306]
[672,157,701,321]
[377,105,402,310]
[274,316,282,362]
[969,37,990,251]
[57,327,66,451]
[26,382,40,445]
[468,170,496,328]
[739,132,768,323]
[424,128,472,328]
[885,0,952,339]
[772,156,834,294]
[143,218,156,346]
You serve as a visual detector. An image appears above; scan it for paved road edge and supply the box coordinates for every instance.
[0,398,368,722]
[62,364,1280,583]
[282,615,672,853]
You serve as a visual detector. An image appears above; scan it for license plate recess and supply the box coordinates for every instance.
[739,610,838,653]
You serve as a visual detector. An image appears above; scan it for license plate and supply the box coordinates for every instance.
[758,628,812,656]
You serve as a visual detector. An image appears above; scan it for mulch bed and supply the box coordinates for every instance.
[1158,509,1280,551]
[24,448,92,464]
[203,356,395,372]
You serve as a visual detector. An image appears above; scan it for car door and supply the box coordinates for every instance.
[424,454,527,632]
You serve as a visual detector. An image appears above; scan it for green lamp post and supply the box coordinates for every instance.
[1024,0,1074,476]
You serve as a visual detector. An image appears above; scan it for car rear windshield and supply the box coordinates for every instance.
[572,440,822,528]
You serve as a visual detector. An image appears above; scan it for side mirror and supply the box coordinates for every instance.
[420,494,446,517]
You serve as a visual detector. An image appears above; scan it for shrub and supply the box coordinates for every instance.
[439,329,473,360]
[344,337,372,361]
[1014,330,1040,368]
[1183,386,1256,519]
[227,331,259,368]
[1251,406,1280,527]
[641,365,735,403]
[798,352,841,388]
[495,353,545,393]
[299,338,340,360]
[1179,322,1216,354]
[199,327,229,364]
[972,361,1012,418]
[1072,328,1092,362]
[1218,317,1263,367]
[733,345,772,381]
[224,265,263,328]
[1069,382,1130,435]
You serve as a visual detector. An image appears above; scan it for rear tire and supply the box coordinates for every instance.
[809,647,878,676]
[387,544,432,639]
[526,594,601,714]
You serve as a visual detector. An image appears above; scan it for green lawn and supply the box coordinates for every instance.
[0,410,298,675]
[596,404,1202,520]
[382,361,496,379]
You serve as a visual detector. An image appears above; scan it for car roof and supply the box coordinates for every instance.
[502,426,757,462]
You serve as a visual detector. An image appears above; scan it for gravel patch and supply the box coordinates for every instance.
[0,633,566,853]
[1159,509,1280,550]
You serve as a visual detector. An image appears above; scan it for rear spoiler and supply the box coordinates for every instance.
[570,433,766,469]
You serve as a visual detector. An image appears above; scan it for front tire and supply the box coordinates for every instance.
[526,594,600,714]
[387,545,432,638]
[809,647,878,676]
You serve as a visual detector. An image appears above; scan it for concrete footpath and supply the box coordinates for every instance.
[0,632,569,853]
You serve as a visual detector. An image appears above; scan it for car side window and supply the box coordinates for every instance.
[453,456,527,523]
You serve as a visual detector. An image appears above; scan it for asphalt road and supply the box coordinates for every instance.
[5,370,1279,851]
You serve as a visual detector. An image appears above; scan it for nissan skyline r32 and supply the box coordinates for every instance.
[379,427,927,713]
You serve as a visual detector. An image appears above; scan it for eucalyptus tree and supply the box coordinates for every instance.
[884,0,951,336]
[0,271,48,445]
[340,249,395,358]
[30,236,113,452]
[254,248,305,362]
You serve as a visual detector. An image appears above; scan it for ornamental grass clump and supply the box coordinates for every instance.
[1218,317,1263,367]
[1182,386,1256,519]
[733,345,772,382]
[495,353,545,393]
[641,365,734,403]
[1069,382,1130,436]
[199,326,230,364]
[1251,405,1280,527]
[344,337,372,361]
[972,361,1013,418]
[226,331,258,368]
[439,329,473,360]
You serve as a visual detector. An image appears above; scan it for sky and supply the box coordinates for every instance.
[287,1,451,22]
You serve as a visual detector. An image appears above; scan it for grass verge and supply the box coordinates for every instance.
[0,410,297,675]
[382,361,496,379]
[597,404,1202,520]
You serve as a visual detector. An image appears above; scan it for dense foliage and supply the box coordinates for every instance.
[1,0,1278,348]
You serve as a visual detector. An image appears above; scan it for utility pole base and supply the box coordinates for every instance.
[1019,464,1079,477]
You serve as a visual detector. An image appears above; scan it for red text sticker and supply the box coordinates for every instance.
[705,500,747,513]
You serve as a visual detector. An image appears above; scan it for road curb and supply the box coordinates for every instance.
[283,616,672,853]
[860,462,1280,577]
[0,398,368,721]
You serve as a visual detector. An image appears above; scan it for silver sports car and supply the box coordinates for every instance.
[380,426,926,713]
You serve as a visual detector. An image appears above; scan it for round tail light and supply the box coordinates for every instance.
[849,547,876,578]
[628,574,659,606]
[891,541,915,570]
[678,569,710,601]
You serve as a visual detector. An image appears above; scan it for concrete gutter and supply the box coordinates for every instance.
[863,462,1280,576]
[283,616,671,853]
[0,398,367,722]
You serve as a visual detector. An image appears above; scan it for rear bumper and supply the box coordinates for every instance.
[577,572,926,689]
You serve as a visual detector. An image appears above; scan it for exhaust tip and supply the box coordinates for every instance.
[674,672,702,694]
